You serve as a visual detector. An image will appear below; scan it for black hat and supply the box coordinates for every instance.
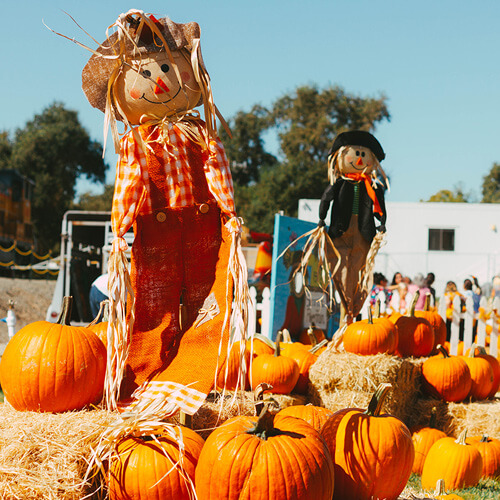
[329,130,385,161]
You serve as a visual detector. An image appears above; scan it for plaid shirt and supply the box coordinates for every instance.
[112,120,236,238]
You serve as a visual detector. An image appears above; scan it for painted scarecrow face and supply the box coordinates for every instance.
[339,145,376,176]
[114,50,201,124]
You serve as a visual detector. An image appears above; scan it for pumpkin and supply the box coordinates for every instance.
[277,404,333,431]
[468,345,500,398]
[299,324,326,346]
[109,425,204,500]
[217,341,251,391]
[247,333,275,357]
[462,344,494,400]
[0,296,107,412]
[466,434,500,479]
[87,299,109,347]
[410,407,447,474]
[415,293,447,354]
[421,345,472,402]
[444,340,464,356]
[280,344,318,394]
[395,291,434,357]
[343,307,398,355]
[421,429,483,491]
[321,383,414,500]
[250,331,300,394]
[433,479,464,499]
[194,405,335,499]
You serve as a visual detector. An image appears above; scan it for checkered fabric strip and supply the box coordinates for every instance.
[111,121,236,238]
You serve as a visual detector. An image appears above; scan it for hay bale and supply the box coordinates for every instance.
[403,397,452,433]
[447,399,500,437]
[309,351,424,423]
[0,403,116,500]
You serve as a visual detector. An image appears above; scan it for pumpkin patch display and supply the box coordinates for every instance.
[466,434,500,478]
[108,426,204,500]
[0,296,106,412]
[421,430,483,491]
[343,307,398,355]
[194,405,335,499]
[421,345,472,402]
[321,383,414,500]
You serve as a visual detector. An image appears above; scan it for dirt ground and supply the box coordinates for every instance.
[0,277,56,346]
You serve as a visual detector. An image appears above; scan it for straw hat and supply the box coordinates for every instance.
[82,13,201,116]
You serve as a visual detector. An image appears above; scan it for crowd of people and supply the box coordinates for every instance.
[369,271,500,316]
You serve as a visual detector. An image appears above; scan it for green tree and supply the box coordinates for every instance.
[223,85,390,233]
[0,132,12,170]
[481,163,500,203]
[426,185,470,202]
[75,184,114,212]
[10,103,107,251]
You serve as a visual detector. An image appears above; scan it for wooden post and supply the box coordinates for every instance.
[179,411,192,429]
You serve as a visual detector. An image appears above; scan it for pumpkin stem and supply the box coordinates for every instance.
[282,329,292,343]
[248,404,277,440]
[274,331,282,357]
[407,290,419,317]
[433,479,447,496]
[368,305,374,325]
[307,325,318,346]
[57,296,73,326]
[373,299,381,319]
[436,344,450,358]
[455,429,468,446]
[429,407,438,429]
[310,338,328,355]
[253,383,273,416]
[87,299,109,327]
[365,383,392,417]
[480,434,489,443]
[424,292,431,311]
[468,343,487,358]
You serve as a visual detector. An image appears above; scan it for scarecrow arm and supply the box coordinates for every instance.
[318,183,335,224]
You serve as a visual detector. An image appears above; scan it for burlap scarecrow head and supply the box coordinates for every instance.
[327,130,388,186]
[82,10,218,143]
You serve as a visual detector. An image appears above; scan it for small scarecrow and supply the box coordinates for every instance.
[81,10,248,415]
[319,130,388,324]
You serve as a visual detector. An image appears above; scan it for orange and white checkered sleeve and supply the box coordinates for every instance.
[111,133,148,238]
[205,137,236,217]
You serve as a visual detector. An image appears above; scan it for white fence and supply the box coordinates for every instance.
[437,295,499,357]
[248,286,271,338]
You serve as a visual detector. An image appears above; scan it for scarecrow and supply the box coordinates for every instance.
[81,10,248,415]
[318,130,388,324]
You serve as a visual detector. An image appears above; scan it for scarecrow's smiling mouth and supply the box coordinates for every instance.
[348,162,366,170]
[140,86,182,104]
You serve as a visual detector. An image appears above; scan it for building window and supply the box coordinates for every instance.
[428,228,455,251]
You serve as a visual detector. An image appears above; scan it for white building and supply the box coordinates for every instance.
[298,200,500,297]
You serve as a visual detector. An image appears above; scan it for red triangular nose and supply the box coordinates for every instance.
[356,156,364,166]
[154,77,169,95]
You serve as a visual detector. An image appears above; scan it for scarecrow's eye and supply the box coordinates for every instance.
[141,69,152,78]
[355,150,360,156]
[161,64,170,73]
[361,151,366,157]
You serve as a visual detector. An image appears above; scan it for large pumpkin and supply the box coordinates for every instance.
[0,296,107,412]
[250,331,299,394]
[343,307,398,355]
[195,405,335,499]
[421,429,483,491]
[277,404,333,432]
[280,343,317,394]
[415,294,447,354]
[466,434,500,479]
[395,292,434,357]
[109,426,204,500]
[421,345,472,402]
[321,383,414,500]
[410,407,447,475]
[467,345,500,398]
[462,344,494,400]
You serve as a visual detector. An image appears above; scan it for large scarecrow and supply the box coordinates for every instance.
[81,10,248,415]
[319,130,388,325]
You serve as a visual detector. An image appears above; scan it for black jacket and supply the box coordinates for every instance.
[319,178,386,243]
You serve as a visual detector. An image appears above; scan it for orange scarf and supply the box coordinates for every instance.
[344,173,383,216]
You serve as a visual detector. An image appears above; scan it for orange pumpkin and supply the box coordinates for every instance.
[462,344,494,400]
[469,345,500,398]
[277,404,333,431]
[109,426,204,500]
[415,294,447,354]
[195,405,335,499]
[466,434,500,479]
[250,331,300,394]
[421,430,483,491]
[421,345,472,402]
[280,344,318,394]
[343,308,398,355]
[247,333,275,357]
[395,292,434,357]
[0,296,107,412]
[410,407,447,474]
[299,324,326,346]
[217,341,251,391]
[321,383,414,500]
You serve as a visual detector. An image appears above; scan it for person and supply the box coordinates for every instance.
[317,130,388,323]
[369,272,392,308]
[463,278,474,300]
[391,272,402,286]
[407,273,430,310]
[389,282,409,314]
[444,281,462,319]
[89,273,109,318]
[425,272,436,305]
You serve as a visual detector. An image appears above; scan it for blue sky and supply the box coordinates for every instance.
[1,1,499,204]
